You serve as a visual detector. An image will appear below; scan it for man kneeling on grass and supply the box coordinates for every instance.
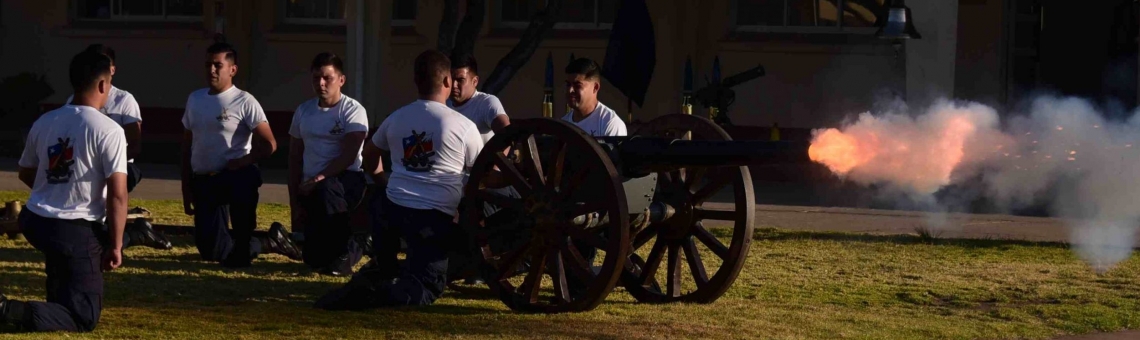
[314,49,484,309]
[1,49,126,333]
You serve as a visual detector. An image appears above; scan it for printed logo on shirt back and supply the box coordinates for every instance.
[401,130,436,172]
[46,137,75,184]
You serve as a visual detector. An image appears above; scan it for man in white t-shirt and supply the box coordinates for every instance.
[64,44,171,252]
[316,50,483,310]
[561,57,628,137]
[288,52,369,276]
[180,42,300,268]
[446,53,510,143]
[1,50,126,333]
[66,44,143,193]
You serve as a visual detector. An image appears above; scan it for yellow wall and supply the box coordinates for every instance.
[1,0,957,130]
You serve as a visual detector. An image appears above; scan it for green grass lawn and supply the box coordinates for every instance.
[1,190,1138,339]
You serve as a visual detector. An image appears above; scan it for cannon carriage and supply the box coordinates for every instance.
[452,113,808,313]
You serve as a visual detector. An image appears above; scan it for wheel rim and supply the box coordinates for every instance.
[623,114,755,303]
[461,118,630,313]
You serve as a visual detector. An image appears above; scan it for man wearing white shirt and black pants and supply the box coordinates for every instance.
[65,43,170,251]
[288,53,369,276]
[181,42,300,268]
[0,50,127,333]
[316,50,483,309]
[561,57,627,299]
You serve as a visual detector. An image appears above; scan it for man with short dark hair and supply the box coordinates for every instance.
[316,49,484,309]
[180,42,301,268]
[65,43,170,251]
[289,52,369,276]
[447,53,510,143]
[563,57,627,137]
[0,50,127,333]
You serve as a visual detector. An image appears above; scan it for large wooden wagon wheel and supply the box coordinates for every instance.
[460,118,630,313]
[623,114,756,303]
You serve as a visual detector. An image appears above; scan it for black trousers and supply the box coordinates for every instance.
[301,171,366,273]
[190,164,262,263]
[375,200,458,306]
[17,210,104,332]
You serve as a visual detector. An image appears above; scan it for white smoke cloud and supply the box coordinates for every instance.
[810,95,1140,272]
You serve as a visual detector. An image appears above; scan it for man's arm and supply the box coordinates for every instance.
[491,114,510,134]
[288,137,304,199]
[180,130,195,215]
[18,167,35,188]
[123,122,142,160]
[104,172,127,271]
[230,122,277,169]
[362,140,388,188]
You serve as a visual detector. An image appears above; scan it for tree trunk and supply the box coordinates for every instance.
[480,0,563,95]
[451,0,486,59]
[437,0,461,55]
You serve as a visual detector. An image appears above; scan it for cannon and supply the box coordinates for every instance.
[453,113,808,313]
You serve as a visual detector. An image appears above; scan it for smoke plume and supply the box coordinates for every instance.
[809,96,1140,272]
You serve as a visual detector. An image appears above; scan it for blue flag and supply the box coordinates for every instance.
[601,0,655,108]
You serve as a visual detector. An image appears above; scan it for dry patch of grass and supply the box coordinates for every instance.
[1,191,1138,339]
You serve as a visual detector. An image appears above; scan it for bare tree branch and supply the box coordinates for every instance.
[480,0,562,95]
[452,0,486,59]
[437,0,461,55]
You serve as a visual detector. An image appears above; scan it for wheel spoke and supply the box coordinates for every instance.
[640,238,668,286]
[685,167,708,193]
[522,250,548,304]
[694,224,730,260]
[667,243,682,297]
[549,248,570,303]
[491,152,533,195]
[520,135,546,188]
[496,244,532,282]
[683,236,709,288]
[546,141,566,190]
[632,223,660,250]
[695,208,738,221]
[692,172,733,204]
[561,240,596,282]
[472,190,524,211]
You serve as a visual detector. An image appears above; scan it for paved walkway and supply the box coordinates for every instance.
[0,159,1134,339]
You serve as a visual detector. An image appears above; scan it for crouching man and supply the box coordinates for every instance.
[314,49,483,309]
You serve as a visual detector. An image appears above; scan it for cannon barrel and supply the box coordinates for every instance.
[595,136,810,175]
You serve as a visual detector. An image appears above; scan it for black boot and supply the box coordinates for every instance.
[124,219,172,250]
[0,294,29,328]
[265,223,303,261]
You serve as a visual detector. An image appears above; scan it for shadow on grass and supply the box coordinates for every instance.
[750,227,1077,250]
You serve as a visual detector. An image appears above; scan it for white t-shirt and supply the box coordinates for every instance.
[447,91,507,143]
[561,102,628,137]
[289,94,369,180]
[372,100,484,216]
[181,86,268,173]
[19,105,128,221]
[66,86,141,162]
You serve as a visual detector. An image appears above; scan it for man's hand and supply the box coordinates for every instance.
[226,155,254,171]
[299,174,325,196]
[182,184,195,215]
[102,248,122,271]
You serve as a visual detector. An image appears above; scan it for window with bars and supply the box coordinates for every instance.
[734,0,885,33]
[500,0,615,29]
[282,0,346,25]
[75,0,203,21]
